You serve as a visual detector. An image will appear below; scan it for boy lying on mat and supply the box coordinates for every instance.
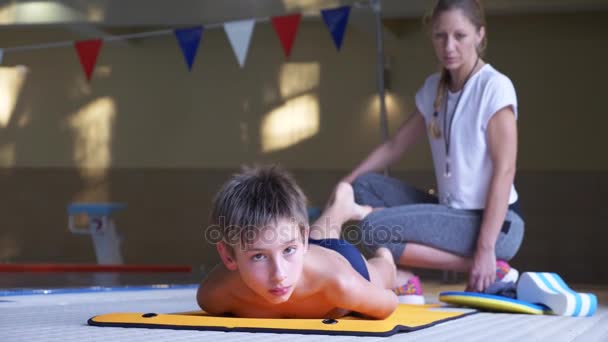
[198,166,418,319]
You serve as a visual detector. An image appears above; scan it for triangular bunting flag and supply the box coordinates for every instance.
[224,19,255,68]
[74,39,103,81]
[0,49,4,64]
[271,14,302,58]
[321,6,351,51]
[174,26,204,71]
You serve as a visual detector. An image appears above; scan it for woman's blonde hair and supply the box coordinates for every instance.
[427,0,487,114]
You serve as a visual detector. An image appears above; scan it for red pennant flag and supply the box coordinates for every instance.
[271,14,302,58]
[74,39,103,81]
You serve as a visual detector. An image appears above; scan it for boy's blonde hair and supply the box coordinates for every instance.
[210,165,308,253]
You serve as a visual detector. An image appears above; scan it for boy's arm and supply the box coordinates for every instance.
[197,264,234,315]
[329,273,398,319]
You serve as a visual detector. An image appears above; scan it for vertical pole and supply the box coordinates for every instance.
[371,0,390,175]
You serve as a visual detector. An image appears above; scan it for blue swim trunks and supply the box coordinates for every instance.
[308,238,370,281]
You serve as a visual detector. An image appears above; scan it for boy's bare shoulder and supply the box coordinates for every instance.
[197,264,239,315]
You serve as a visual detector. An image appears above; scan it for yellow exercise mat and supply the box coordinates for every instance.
[88,304,475,336]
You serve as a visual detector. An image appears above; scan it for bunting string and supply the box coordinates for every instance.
[1,22,261,53]
[0,2,370,80]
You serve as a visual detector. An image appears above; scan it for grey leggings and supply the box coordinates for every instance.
[353,172,525,262]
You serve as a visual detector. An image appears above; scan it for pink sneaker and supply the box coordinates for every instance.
[496,260,519,283]
[393,275,425,305]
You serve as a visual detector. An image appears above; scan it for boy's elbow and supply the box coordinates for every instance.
[334,277,398,320]
[197,293,224,315]
[366,301,397,320]
[196,285,208,310]
[376,291,399,319]
[197,284,218,314]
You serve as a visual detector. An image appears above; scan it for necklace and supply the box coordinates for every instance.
[431,56,480,178]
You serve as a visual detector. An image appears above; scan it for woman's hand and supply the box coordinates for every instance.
[466,247,496,292]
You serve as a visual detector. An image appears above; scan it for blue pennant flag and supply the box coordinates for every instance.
[321,6,351,51]
[174,26,204,71]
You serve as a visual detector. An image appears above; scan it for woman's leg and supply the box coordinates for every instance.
[352,173,437,208]
[399,243,472,272]
[361,204,525,270]
[352,173,438,287]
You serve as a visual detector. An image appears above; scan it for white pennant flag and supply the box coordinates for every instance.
[224,19,255,68]
[0,49,4,64]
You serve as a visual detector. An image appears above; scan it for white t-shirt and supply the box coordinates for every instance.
[415,64,519,209]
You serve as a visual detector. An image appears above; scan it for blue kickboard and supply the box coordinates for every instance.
[439,291,550,315]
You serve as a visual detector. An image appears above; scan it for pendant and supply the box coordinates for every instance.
[444,158,452,178]
[444,192,452,205]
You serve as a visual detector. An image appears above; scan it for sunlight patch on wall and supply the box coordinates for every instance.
[0,3,16,24]
[281,0,342,13]
[0,143,15,167]
[261,95,319,153]
[261,62,321,152]
[279,62,320,99]
[95,65,112,77]
[14,1,83,24]
[0,65,28,128]
[68,97,116,180]
[365,92,404,128]
[86,4,104,21]
[1,1,94,25]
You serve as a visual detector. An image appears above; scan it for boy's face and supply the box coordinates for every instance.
[223,218,308,304]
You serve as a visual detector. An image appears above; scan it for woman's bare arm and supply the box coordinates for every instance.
[468,106,518,291]
[343,111,426,183]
